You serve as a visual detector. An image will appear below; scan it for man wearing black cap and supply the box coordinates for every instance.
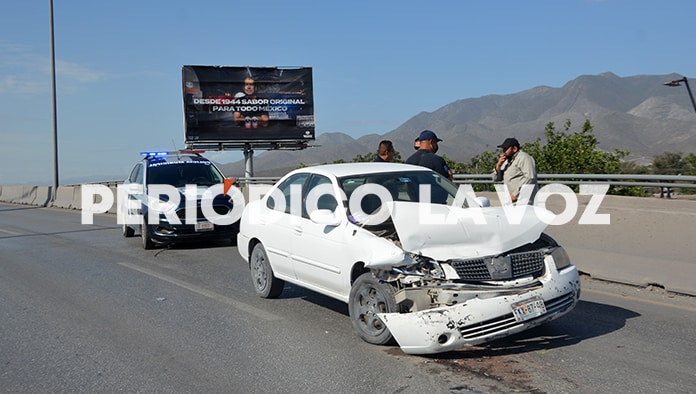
[406,130,453,181]
[493,137,538,204]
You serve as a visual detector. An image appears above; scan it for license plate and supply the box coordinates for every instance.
[195,221,214,232]
[511,297,546,322]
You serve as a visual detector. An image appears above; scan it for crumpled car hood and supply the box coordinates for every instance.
[386,201,552,260]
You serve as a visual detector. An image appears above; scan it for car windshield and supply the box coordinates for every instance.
[338,170,463,207]
[146,161,224,187]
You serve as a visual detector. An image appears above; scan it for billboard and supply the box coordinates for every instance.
[182,66,314,144]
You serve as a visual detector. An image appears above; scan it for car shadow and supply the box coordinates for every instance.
[430,299,640,359]
[159,237,237,250]
[0,205,46,212]
[279,283,350,315]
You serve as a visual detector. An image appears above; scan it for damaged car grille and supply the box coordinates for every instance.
[448,251,545,281]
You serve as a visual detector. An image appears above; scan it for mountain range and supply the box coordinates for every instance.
[219,72,696,177]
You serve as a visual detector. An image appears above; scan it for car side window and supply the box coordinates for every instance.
[130,163,143,184]
[303,174,337,218]
[267,173,309,215]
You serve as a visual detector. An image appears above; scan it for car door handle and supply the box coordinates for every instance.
[293,226,303,236]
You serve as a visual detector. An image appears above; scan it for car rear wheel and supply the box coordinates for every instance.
[348,272,397,345]
[250,243,284,298]
[122,223,135,238]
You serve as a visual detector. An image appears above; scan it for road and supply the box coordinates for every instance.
[1,202,695,393]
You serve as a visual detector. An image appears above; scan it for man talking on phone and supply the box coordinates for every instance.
[492,137,538,205]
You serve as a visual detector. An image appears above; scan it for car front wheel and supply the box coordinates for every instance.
[141,218,154,250]
[250,243,284,298]
[348,272,397,345]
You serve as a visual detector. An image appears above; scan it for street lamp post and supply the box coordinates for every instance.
[49,0,59,201]
[664,76,696,114]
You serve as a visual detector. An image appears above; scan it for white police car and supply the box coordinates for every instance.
[120,150,240,249]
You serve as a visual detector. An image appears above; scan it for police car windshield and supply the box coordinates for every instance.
[147,161,224,187]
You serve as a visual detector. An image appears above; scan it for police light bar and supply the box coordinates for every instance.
[140,149,206,158]
[140,151,168,157]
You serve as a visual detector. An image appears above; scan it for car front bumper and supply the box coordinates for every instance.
[148,222,238,243]
[378,265,580,355]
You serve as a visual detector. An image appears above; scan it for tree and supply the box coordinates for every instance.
[524,119,628,174]
[652,152,688,175]
[460,151,498,175]
[346,150,402,163]
[441,154,466,174]
[620,161,650,175]
[349,152,376,162]
[652,152,696,195]
[684,153,696,175]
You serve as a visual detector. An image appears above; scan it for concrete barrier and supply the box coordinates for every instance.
[0,186,21,203]
[20,186,39,205]
[34,186,52,207]
[0,186,51,207]
[108,186,118,214]
[71,185,82,210]
[80,185,117,214]
[51,186,77,209]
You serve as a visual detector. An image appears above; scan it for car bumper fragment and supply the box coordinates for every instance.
[378,266,580,355]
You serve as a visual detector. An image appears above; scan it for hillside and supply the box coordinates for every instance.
[219,72,696,177]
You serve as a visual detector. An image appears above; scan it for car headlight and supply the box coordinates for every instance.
[550,246,572,270]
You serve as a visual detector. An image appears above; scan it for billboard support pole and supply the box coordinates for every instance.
[244,143,254,178]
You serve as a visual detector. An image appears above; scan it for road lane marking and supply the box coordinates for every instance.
[0,228,23,235]
[583,287,696,313]
[118,262,282,321]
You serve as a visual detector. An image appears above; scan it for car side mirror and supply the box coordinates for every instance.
[309,209,341,226]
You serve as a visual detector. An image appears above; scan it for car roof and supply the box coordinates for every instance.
[292,162,432,178]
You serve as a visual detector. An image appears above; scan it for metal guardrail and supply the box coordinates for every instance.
[66,180,123,187]
[233,173,696,199]
[452,174,696,190]
[455,174,696,199]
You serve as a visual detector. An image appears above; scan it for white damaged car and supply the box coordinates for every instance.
[237,163,580,355]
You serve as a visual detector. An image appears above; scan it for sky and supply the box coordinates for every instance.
[1,0,695,185]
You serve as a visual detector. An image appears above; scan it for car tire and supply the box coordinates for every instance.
[141,218,155,250]
[348,272,397,345]
[122,223,135,238]
[250,243,284,298]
